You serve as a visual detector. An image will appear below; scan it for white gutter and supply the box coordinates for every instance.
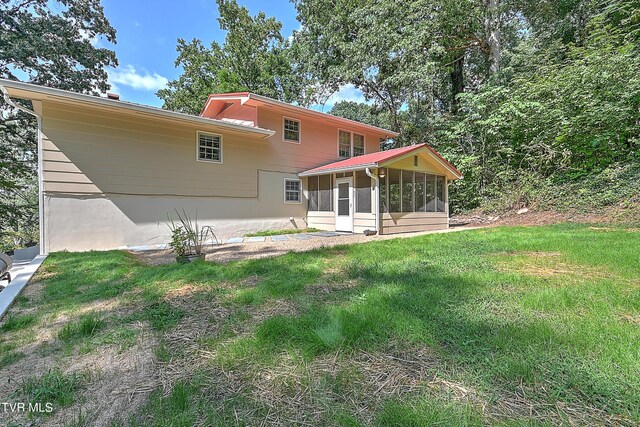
[299,162,379,177]
[365,168,380,235]
[1,84,45,255]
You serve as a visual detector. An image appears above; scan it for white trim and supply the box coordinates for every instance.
[284,178,302,204]
[0,79,274,138]
[335,177,354,232]
[196,131,223,164]
[365,168,380,234]
[282,116,301,144]
[377,148,463,180]
[299,162,378,177]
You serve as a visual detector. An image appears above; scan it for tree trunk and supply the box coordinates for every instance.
[485,0,501,74]
[450,54,465,114]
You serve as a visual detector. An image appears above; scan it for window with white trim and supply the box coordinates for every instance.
[284,179,302,203]
[338,130,352,158]
[353,133,365,156]
[197,132,222,162]
[338,130,365,158]
[283,118,300,143]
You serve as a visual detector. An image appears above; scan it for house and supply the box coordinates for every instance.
[0,79,462,253]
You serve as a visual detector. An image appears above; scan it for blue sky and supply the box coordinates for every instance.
[98,0,366,111]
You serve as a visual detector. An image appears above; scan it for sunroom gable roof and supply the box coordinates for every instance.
[299,144,463,180]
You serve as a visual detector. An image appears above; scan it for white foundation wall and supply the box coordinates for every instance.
[43,170,307,252]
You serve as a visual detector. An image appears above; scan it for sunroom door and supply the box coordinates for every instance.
[335,177,354,232]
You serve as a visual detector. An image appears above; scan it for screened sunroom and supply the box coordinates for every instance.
[299,144,462,235]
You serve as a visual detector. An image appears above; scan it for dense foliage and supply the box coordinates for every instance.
[164,0,639,215]
[0,0,117,251]
[157,0,313,114]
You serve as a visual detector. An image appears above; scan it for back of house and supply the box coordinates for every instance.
[1,80,462,253]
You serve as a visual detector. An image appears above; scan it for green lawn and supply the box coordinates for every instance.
[244,227,322,237]
[1,224,639,426]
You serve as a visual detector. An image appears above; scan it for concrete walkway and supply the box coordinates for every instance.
[0,254,47,319]
[135,226,481,265]
[226,231,346,244]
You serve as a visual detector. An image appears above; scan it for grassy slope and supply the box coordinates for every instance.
[0,224,639,426]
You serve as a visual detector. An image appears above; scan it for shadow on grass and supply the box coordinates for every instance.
[6,224,640,424]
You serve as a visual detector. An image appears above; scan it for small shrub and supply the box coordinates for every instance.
[167,209,217,257]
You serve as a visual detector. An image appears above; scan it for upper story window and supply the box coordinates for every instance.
[284,178,302,203]
[197,132,222,163]
[338,130,365,158]
[353,133,365,156]
[283,117,300,143]
[338,130,351,157]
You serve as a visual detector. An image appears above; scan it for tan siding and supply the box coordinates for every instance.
[381,212,448,235]
[41,101,269,197]
[382,223,448,234]
[306,211,335,231]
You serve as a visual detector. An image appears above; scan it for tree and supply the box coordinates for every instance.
[158,0,310,115]
[0,0,117,251]
[328,101,391,129]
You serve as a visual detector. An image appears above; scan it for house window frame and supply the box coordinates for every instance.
[196,131,223,163]
[283,117,301,144]
[337,129,352,158]
[337,129,366,158]
[284,178,302,204]
[353,132,366,156]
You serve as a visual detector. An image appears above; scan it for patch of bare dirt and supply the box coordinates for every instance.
[0,322,158,427]
[198,340,630,426]
[131,227,479,266]
[453,203,640,228]
[619,313,640,324]
[492,251,608,280]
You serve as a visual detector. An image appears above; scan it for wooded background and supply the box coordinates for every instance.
[2,0,639,251]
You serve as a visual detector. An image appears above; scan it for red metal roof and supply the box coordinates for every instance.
[299,143,462,178]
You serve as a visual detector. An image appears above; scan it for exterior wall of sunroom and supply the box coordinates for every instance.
[304,166,449,235]
[304,171,377,234]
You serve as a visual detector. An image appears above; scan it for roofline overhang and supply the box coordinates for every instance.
[0,79,275,138]
[299,144,463,180]
[378,147,464,180]
[202,92,399,138]
[298,163,379,177]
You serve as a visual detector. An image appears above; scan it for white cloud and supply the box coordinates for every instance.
[78,29,100,47]
[325,84,368,105]
[107,65,168,92]
[311,84,371,112]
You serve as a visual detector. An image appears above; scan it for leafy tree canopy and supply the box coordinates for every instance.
[158,0,312,114]
[0,0,117,251]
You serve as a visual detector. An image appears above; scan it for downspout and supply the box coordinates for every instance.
[365,168,380,235]
[1,85,45,255]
